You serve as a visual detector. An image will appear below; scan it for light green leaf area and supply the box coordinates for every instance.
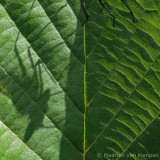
[0,0,160,160]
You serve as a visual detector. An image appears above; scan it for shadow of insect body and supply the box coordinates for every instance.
[14,37,51,142]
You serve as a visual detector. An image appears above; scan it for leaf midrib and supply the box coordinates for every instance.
[83,21,87,160]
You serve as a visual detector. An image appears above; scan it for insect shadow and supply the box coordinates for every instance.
[81,0,135,27]
[14,36,52,142]
[9,0,62,142]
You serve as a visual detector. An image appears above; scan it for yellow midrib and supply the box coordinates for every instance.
[83,14,87,160]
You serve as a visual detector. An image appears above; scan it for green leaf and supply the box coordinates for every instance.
[0,0,160,160]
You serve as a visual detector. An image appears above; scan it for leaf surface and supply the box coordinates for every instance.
[0,0,160,160]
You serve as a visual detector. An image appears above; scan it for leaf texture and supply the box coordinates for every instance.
[0,0,160,160]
